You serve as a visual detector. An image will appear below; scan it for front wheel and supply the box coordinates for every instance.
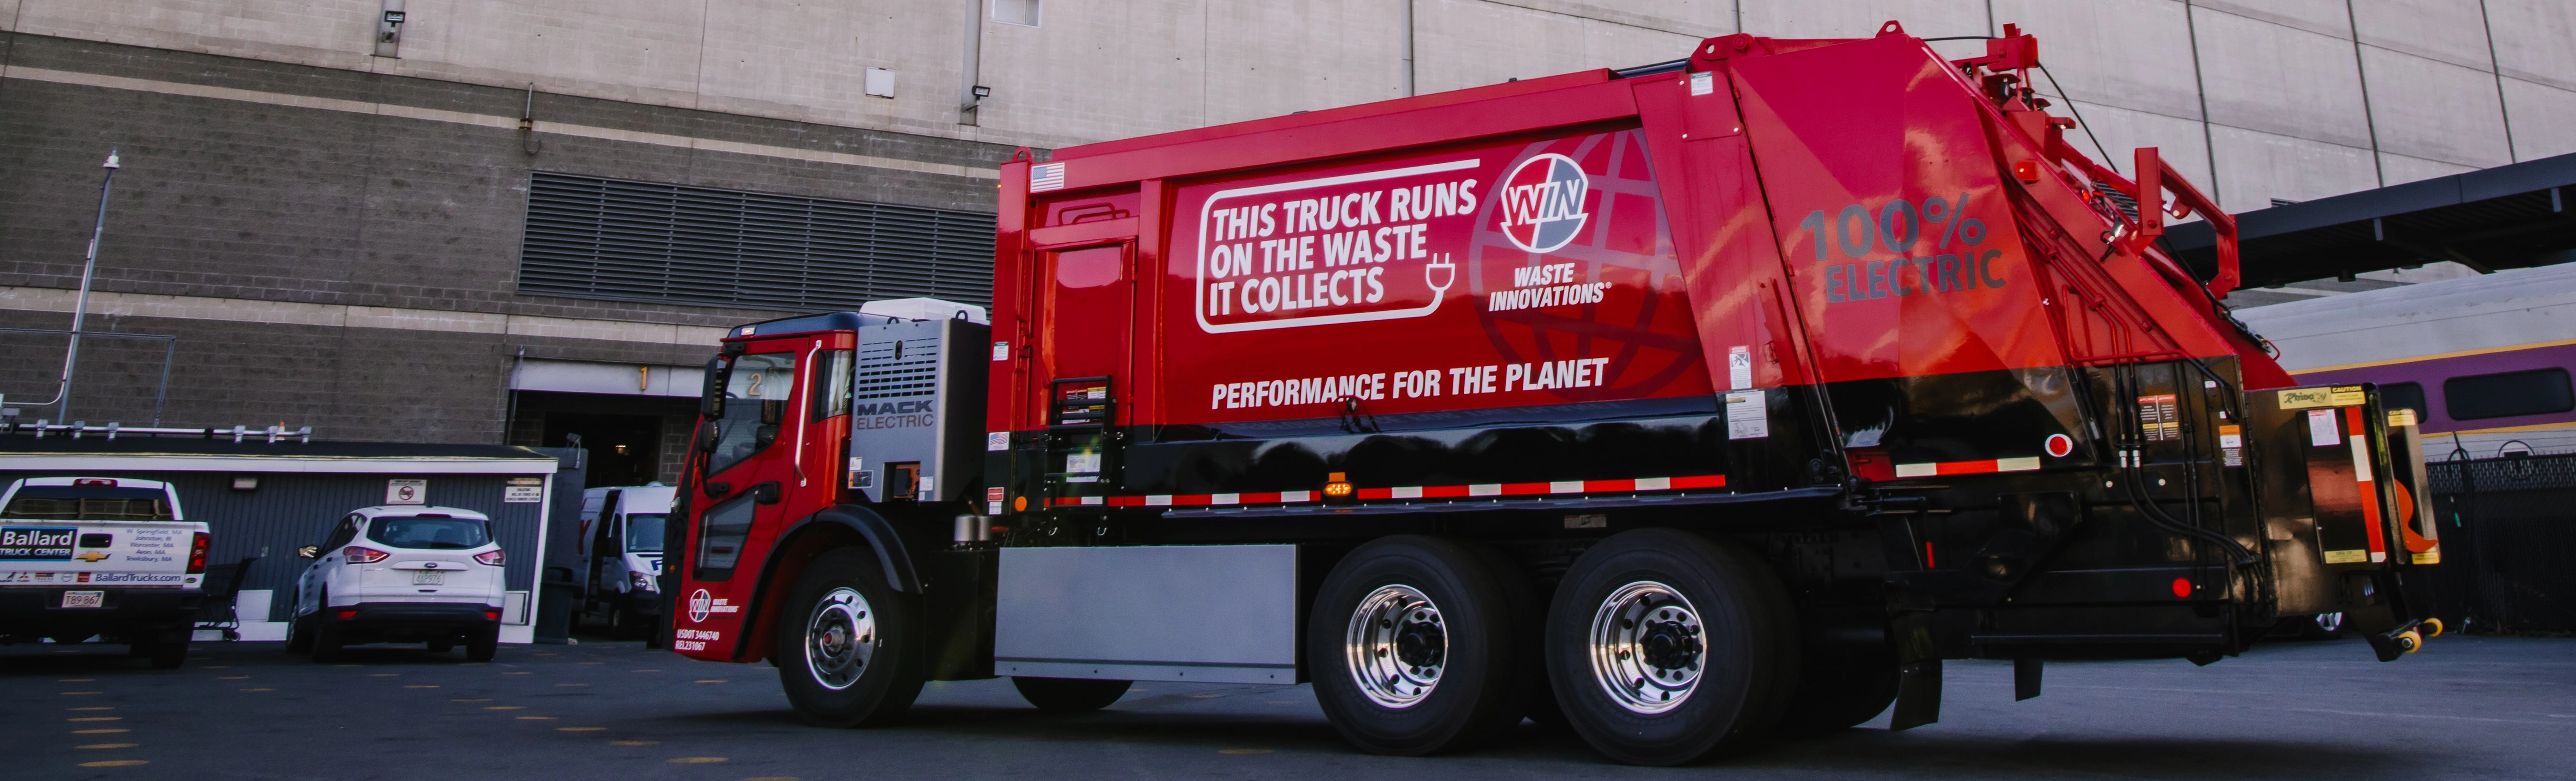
[1307,535,1532,756]
[1012,677,1132,712]
[1545,529,1797,765]
[775,548,925,727]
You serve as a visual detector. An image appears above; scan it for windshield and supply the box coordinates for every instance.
[1,486,175,521]
[624,514,666,553]
[367,516,493,550]
[706,352,799,475]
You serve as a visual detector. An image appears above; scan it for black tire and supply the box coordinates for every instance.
[1012,677,1133,712]
[775,548,926,727]
[144,637,189,670]
[284,611,317,653]
[465,630,498,662]
[1307,534,1532,756]
[1545,529,1798,766]
[310,618,347,663]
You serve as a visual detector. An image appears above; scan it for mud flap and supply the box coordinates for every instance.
[1887,600,1941,730]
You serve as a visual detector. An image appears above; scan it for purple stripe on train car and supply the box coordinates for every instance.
[2292,342,2576,434]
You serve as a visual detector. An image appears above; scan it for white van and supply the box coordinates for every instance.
[577,484,673,636]
[0,477,209,668]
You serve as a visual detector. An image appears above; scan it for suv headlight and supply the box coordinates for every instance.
[629,571,657,593]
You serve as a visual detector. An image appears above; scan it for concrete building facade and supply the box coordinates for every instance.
[5,0,2573,483]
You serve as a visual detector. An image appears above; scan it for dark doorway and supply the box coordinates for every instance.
[542,413,662,488]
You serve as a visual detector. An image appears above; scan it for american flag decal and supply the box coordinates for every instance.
[1029,162,1066,192]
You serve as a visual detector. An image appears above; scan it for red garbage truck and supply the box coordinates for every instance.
[660,22,2444,765]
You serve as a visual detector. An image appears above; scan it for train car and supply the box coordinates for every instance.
[2235,262,2576,458]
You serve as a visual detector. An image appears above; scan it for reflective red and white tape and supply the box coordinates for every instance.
[1891,457,2041,478]
[1049,474,1728,508]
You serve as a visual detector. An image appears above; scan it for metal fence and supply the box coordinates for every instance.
[2426,453,2576,633]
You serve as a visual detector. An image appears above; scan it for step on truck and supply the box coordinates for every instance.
[0,477,211,668]
[662,23,2445,765]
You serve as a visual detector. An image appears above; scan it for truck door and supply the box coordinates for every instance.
[680,344,810,649]
[1031,243,1135,502]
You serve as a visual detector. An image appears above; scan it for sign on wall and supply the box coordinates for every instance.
[503,477,544,503]
[385,479,427,505]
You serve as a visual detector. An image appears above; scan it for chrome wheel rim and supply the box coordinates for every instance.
[1588,581,1705,713]
[2315,612,2343,633]
[804,587,876,691]
[1345,584,1445,709]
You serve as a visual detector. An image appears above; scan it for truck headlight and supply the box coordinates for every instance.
[629,571,658,593]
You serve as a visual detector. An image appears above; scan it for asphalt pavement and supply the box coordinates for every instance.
[4,632,2571,780]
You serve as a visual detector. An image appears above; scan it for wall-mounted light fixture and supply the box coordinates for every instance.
[375,0,407,58]
[231,475,259,491]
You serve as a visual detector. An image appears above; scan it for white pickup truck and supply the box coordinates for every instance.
[0,477,210,668]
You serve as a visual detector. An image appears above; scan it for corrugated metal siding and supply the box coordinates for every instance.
[518,172,997,309]
[0,470,549,623]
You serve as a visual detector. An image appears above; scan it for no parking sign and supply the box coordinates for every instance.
[385,479,426,505]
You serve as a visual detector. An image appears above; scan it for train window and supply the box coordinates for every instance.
[2380,382,2426,416]
[2443,368,2574,421]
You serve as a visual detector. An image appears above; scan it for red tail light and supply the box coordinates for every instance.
[335,609,359,619]
[343,546,390,564]
[74,478,118,486]
[473,549,505,566]
[186,532,210,574]
[484,609,503,621]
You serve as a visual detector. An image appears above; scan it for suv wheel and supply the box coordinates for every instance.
[284,610,317,654]
[465,629,498,662]
[775,548,924,727]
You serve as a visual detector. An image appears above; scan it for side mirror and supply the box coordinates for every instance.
[296,545,319,559]
[699,356,730,419]
[696,420,720,453]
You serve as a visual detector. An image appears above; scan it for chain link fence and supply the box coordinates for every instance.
[2427,453,2576,634]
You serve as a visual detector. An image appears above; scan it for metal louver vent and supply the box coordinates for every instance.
[855,337,941,400]
[518,172,995,309]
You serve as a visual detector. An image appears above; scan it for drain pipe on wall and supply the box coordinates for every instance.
[31,148,121,421]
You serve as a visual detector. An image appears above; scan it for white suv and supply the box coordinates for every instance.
[286,506,506,662]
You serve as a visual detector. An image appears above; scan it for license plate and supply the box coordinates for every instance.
[412,571,444,585]
[61,591,104,608]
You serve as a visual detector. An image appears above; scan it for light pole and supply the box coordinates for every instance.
[42,148,120,422]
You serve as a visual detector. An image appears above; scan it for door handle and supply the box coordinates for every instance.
[751,482,782,505]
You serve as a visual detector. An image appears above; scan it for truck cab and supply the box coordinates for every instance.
[0,476,209,668]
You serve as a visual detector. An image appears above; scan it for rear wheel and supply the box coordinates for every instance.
[776,548,925,727]
[1545,529,1797,766]
[284,604,317,653]
[1012,677,1132,712]
[1307,535,1531,756]
[142,636,189,670]
[465,630,498,662]
[310,618,346,663]
[1779,651,1898,732]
